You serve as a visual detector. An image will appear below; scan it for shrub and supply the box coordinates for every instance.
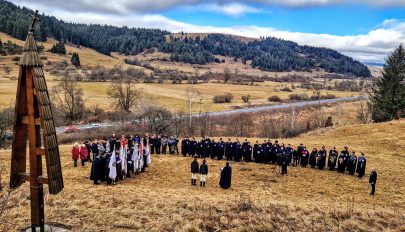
[12,56,20,61]
[241,95,251,103]
[213,93,234,103]
[49,41,66,55]
[280,86,293,92]
[124,57,142,66]
[268,95,282,102]
[40,56,47,60]
[289,93,309,101]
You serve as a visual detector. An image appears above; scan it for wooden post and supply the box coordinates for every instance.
[26,68,45,231]
[9,11,63,232]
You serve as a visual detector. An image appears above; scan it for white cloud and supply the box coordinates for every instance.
[203,3,262,16]
[10,0,405,15]
[9,1,405,63]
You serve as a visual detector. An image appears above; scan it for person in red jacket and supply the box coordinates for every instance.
[71,143,80,167]
[80,144,89,166]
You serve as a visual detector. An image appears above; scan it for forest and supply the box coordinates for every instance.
[0,0,370,77]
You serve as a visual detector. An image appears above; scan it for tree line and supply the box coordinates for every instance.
[0,0,370,77]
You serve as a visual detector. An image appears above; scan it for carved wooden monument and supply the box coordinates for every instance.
[9,11,64,231]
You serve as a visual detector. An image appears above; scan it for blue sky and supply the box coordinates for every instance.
[9,0,405,64]
[164,4,405,36]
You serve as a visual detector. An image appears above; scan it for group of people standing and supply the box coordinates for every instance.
[71,134,152,185]
[183,137,377,194]
[181,138,367,178]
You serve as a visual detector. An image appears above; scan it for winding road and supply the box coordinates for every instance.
[55,96,367,134]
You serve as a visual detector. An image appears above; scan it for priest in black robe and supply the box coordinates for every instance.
[347,151,357,175]
[356,153,367,178]
[219,162,232,189]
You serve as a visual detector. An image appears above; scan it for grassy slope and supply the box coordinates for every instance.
[1,120,404,231]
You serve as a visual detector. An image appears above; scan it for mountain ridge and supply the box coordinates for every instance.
[0,0,370,77]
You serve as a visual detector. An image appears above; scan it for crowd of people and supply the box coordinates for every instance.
[71,134,376,195]
[71,134,152,185]
[181,137,367,178]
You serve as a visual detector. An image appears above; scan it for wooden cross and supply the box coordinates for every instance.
[29,10,41,32]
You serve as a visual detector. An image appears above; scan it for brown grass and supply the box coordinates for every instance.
[1,120,404,231]
[0,78,361,112]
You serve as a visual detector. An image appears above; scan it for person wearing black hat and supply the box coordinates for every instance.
[190,155,199,186]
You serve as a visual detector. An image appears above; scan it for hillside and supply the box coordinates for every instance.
[0,0,370,77]
[1,120,404,231]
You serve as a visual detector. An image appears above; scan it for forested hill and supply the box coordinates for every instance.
[0,0,370,77]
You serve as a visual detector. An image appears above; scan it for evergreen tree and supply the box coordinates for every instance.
[71,52,80,67]
[50,41,66,55]
[370,44,405,122]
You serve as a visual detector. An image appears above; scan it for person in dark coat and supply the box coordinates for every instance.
[301,147,309,167]
[328,147,338,171]
[226,139,233,161]
[369,168,377,195]
[210,140,217,159]
[286,144,293,165]
[347,151,358,175]
[90,140,101,184]
[263,140,270,164]
[244,142,252,162]
[191,156,199,186]
[253,141,259,162]
[337,153,346,173]
[341,146,350,172]
[219,162,232,189]
[318,146,327,170]
[297,143,304,164]
[203,140,211,158]
[196,139,203,158]
[235,141,242,162]
[109,134,119,152]
[271,140,280,164]
[356,153,367,178]
[84,140,92,162]
[199,159,208,187]
[309,148,318,168]
[181,138,189,157]
[217,138,225,160]
[292,148,299,167]
[155,135,161,155]
[189,138,197,157]
[281,151,288,175]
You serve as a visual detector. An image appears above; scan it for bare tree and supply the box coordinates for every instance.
[223,67,232,84]
[50,78,86,121]
[138,105,172,134]
[0,106,13,149]
[171,110,187,137]
[357,101,373,124]
[108,76,141,113]
[225,113,254,137]
[3,66,12,75]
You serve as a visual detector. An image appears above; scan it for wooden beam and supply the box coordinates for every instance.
[21,116,41,125]
[38,176,48,185]
[18,172,30,182]
[36,148,45,156]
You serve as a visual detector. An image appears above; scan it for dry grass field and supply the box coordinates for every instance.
[1,120,404,231]
[0,77,361,112]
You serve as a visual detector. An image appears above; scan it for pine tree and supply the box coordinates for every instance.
[50,41,66,55]
[370,44,405,122]
[71,52,81,67]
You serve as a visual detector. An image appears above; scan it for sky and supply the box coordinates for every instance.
[9,0,405,64]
